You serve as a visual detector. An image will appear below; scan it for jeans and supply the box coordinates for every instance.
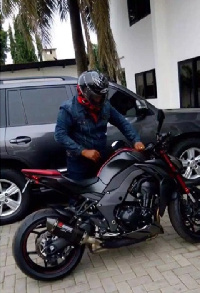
[66,147,113,181]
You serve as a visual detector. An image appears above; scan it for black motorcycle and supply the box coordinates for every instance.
[12,110,200,281]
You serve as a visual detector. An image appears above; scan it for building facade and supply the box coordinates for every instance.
[0,59,77,79]
[110,0,200,109]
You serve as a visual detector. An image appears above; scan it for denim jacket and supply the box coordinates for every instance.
[54,96,140,157]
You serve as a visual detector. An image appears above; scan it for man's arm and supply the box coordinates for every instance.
[54,107,84,156]
[109,104,145,150]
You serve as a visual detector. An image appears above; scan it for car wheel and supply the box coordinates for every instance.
[172,138,200,179]
[0,169,30,225]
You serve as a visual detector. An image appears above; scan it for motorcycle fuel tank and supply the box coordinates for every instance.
[98,149,145,185]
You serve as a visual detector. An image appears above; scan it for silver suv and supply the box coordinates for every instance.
[1,76,200,224]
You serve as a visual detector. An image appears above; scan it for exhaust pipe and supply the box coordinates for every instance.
[46,218,84,245]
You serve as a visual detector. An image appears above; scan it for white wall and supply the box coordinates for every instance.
[110,0,200,109]
[151,0,200,108]
[0,65,78,79]
[110,0,155,92]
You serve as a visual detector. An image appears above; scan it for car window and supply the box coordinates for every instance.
[7,90,26,126]
[109,88,137,117]
[0,90,6,128]
[71,85,77,96]
[20,86,71,125]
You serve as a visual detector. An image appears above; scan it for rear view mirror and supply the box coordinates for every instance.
[136,99,148,116]
[157,109,165,134]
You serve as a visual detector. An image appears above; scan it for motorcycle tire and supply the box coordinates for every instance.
[12,208,85,281]
[168,197,200,243]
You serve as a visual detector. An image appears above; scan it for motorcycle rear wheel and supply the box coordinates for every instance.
[168,192,200,243]
[12,208,85,281]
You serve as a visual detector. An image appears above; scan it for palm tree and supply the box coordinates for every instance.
[83,0,121,80]
[1,0,121,79]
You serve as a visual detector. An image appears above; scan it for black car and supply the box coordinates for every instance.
[0,76,200,224]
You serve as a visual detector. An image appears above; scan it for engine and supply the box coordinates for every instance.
[116,178,158,231]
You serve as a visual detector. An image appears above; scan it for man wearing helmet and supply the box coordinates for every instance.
[55,70,145,180]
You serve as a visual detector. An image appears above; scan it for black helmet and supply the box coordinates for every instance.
[78,70,109,107]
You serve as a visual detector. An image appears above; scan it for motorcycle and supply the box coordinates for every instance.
[12,110,200,281]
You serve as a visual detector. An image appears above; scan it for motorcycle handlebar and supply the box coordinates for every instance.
[145,132,171,152]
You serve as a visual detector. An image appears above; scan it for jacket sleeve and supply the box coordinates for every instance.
[109,104,141,144]
[54,106,84,156]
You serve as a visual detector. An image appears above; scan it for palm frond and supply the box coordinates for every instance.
[1,0,18,17]
[57,0,69,21]
[89,0,122,80]
[79,0,95,69]
[79,0,95,31]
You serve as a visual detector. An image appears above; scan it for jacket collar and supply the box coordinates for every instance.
[74,95,108,117]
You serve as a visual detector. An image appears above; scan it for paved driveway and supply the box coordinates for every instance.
[1,213,200,293]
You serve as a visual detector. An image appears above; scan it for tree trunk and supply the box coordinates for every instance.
[68,0,88,75]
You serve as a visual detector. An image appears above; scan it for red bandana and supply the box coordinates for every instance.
[77,85,100,123]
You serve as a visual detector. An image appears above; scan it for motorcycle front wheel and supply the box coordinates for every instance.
[12,208,85,281]
[168,189,200,243]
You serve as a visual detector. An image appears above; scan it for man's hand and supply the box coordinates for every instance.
[81,149,101,162]
[134,142,145,151]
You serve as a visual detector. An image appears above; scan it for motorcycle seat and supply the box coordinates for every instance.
[62,176,99,187]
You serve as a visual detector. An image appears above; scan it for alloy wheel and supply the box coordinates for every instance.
[0,179,22,217]
[180,147,200,179]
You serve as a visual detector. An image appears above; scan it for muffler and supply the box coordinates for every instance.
[46,218,84,245]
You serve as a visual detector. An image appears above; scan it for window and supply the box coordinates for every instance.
[7,90,26,126]
[179,57,200,108]
[0,90,6,128]
[109,88,137,117]
[135,69,157,99]
[20,86,71,125]
[127,0,151,26]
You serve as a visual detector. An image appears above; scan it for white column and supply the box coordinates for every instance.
[150,0,180,109]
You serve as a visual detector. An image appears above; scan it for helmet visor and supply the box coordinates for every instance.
[83,87,109,107]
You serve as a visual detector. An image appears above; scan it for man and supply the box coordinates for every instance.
[55,70,145,181]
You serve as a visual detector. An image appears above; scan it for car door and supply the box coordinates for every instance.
[0,89,7,157]
[107,86,157,146]
[5,85,73,169]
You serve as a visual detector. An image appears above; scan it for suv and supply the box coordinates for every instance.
[0,76,200,224]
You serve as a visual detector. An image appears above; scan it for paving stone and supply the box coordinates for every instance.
[160,283,188,293]
[97,269,121,280]
[101,277,117,293]
[145,267,164,281]
[2,274,16,289]
[63,283,90,293]
[128,275,152,288]
[161,270,181,286]
[178,274,199,290]
[157,262,181,272]
[86,274,102,289]
[1,214,200,293]
[173,265,198,276]
[112,272,136,283]
[115,281,132,293]
[81,288,105,293]
[172,254,191,267]
[143,279,169,291]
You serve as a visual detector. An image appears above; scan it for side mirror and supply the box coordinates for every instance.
[136,99,148,116]
[157,109,165,134]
